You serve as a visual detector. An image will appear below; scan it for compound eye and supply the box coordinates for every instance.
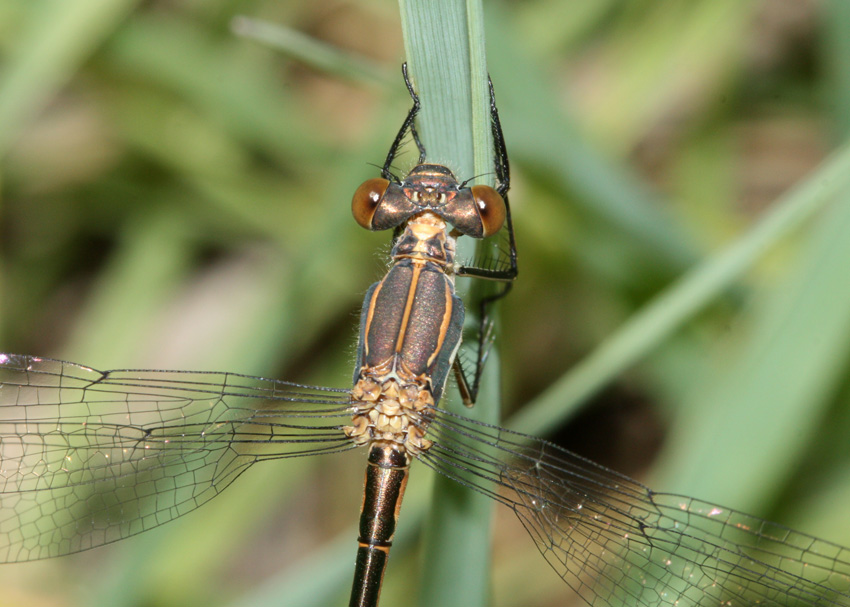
[470,185,506,237]
[352,178,390,230]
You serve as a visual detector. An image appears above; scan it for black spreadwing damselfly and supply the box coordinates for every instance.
[1,66,849,607]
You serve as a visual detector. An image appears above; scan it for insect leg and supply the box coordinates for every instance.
[454,76,518,406]
[382,63,427,181]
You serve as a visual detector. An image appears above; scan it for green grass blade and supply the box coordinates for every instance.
[655,173,850,509]
[230,16,392,86]
[510,142,850,437]
[398,2,497,606]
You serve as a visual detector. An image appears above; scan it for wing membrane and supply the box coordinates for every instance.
[0,354,354,562]
[2,353,849,607]
[420,408,850,607]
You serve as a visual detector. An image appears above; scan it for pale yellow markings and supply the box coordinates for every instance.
[394,472,409,519]
[394,263,422,354]
[426,280,453,369]
[362,280,384,359]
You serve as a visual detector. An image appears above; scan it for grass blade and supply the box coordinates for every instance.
[398,2,497,606]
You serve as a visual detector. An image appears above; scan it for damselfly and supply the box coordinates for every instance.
[0,66,848,607]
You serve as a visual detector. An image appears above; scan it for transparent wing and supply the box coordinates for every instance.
[420,408,850,607]
[0,353,354,563]
[4,352,849,607]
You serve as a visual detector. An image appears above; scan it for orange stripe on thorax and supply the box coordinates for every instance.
[426,280,453,369]
[393,262,422,353]
[362,280,384,359]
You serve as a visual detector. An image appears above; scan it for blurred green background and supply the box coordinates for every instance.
[2,0,850,606]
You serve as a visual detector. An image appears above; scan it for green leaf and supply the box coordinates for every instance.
[398,2,497,607]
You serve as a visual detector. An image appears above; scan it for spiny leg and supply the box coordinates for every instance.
[453,281,513,406]
[455,75,516,282]
[454,76,518,406]
[382,63,426,181]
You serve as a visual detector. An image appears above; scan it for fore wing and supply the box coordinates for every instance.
[0,354,353,562]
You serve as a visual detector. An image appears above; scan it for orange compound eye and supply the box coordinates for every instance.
[352,178,390,230]
[470,185,506,237]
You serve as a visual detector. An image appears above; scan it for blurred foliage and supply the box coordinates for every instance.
[1,1,850,606]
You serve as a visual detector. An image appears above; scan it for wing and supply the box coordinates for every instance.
[0,353,354,563]
[419,407,850,607]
